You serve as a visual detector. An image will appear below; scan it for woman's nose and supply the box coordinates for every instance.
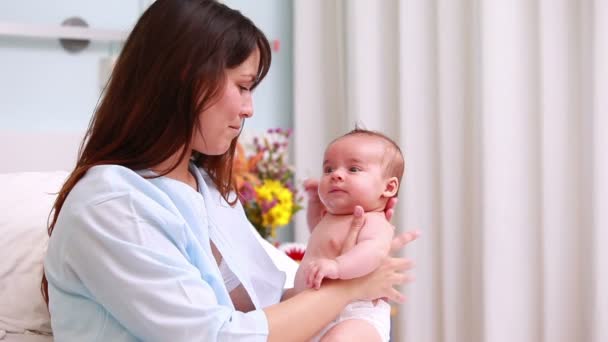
[240,94,253,118]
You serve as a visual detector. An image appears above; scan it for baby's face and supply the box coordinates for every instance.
[319,135,390,214]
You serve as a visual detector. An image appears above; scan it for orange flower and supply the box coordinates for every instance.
[233,142,262,190]
[232,129,302,240]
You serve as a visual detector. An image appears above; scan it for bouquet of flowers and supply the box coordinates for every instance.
[233,128,303,240]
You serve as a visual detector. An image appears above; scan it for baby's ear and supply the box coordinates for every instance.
[382,177,399,198]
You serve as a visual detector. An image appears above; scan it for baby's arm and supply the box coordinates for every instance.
[335,214,393,279]
[307,215,393,289]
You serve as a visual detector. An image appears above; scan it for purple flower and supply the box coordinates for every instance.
[285,181,294,191]
[239,182,256,202]
[261,199,278,214]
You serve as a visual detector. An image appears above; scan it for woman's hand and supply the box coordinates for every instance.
[340,198,399,254]
[348,231,419,303]
[304,179,325,232]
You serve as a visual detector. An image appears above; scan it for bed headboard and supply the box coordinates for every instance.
[0,131,84,173]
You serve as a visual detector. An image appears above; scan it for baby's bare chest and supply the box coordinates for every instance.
[308,217,355,258]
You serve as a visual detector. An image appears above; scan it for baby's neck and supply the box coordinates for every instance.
[326,202,387,216]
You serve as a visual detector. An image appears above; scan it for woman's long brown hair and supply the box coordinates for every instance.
[42,0,271,305]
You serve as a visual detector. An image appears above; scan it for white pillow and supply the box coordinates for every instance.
[0,171,68,334]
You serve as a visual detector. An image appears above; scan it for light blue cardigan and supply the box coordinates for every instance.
[44,164,286,341]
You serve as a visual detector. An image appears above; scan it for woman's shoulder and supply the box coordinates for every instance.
[66,165,173,213]
[68,165,147,199]
[57,165,187,240]
[86,164,149,188]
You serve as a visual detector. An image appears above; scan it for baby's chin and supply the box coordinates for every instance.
[325,206,355,215]
[324,201,378,215]
[320,198,353,215]
[322,197,388,215]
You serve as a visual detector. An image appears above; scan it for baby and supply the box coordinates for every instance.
[295,128,405,342]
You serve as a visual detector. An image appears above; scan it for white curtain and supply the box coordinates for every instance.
[292,1,607,341]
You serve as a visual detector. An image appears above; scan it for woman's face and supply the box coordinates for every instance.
[192,49,260,155]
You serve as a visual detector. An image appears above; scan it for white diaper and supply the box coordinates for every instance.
[311,300,391,342]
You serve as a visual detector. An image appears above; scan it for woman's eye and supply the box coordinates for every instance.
[239,85,252,92]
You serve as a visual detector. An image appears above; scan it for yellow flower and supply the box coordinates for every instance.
[255,180,294,231]
[256,185,273,202]
[233,128,303,240]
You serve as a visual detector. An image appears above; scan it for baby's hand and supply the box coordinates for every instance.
[304,258,339,289]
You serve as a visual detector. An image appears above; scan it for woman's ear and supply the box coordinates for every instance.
[382,177,399,198]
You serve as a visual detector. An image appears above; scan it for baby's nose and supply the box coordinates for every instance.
[331,171,344,181]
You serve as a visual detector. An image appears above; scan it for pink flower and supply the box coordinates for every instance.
[238,182,256,202]
[261,199,278,213]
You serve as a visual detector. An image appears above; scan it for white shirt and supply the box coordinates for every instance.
[44,164,286,341]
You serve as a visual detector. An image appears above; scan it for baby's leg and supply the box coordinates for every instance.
[319,319,382,342]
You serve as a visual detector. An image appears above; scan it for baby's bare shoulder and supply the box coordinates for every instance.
[365,212,392,226]
[309,214,352,239]
[360,212,394,236]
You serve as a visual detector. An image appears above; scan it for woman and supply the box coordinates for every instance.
[42,1,416,341]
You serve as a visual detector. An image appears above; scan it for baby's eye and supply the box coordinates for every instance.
[324,166,333,174]
[349,166,361,172]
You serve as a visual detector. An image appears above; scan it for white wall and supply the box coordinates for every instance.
[0,0,143,132]
[0,0,295,240]
[0,0,292,133]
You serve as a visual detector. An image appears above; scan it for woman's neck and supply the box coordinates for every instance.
[152,149,198,191]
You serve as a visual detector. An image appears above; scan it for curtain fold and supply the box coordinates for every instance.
[293,1,607,341]
[592,1,608,340]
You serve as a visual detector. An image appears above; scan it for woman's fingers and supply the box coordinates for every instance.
[391,257,415,271]
[390,230,421,254]
[384,197,398,221]
[346,229,418,302]
[394,272,415,284]
[303,178,319,194]
[351,206,365,229]
[315,272,323,289]
[307,265,317,288]
[388,288,406,304]
[340,206,366,254]
[383,273,415,304]
[385,208,394,222]
[304,178,326,231]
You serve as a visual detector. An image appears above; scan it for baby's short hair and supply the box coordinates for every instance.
[336,128,405,184]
